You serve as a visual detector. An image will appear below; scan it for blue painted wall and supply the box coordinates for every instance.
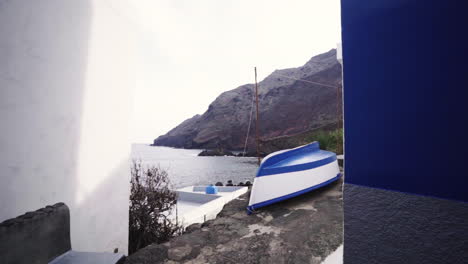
[341,0,468,202]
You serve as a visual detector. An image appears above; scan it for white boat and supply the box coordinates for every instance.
[170,186,248,228]
[247,141,341,213]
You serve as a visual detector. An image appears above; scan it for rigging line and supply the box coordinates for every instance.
[242,87,256,156]
[270,73,339,89]
[263,121,340,141]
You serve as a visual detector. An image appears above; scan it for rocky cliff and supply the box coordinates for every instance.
[153,49,342,150]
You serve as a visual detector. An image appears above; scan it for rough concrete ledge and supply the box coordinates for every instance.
[0,203,71,264]
[344,184,468,264]
[126,179,343,264]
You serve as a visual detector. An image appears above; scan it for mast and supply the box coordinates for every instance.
[255,67,260,165]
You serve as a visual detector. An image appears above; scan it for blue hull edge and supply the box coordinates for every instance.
[247,173,342,214]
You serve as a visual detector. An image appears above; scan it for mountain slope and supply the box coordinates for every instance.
[153,49,342,150]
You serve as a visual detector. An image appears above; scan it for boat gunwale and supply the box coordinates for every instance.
[260,142,320,167]
[256,151,337,177]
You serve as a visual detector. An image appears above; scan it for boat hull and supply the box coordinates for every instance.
[247,142,341,213]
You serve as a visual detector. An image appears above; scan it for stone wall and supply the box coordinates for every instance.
[0,203,71,264]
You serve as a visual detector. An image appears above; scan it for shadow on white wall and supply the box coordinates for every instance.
[0,0,136,255]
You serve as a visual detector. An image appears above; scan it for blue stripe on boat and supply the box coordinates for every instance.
[247,173,342,214]
[256,142,337,177]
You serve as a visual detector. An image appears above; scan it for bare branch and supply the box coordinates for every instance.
[129,160,182,254]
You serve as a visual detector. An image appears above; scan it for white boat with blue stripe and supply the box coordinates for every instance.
[247,141,341,213]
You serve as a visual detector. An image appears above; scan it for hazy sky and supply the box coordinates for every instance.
[128,0,341,143]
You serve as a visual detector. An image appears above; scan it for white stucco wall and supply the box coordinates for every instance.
[337,43,343,65]
[0,0,136,254]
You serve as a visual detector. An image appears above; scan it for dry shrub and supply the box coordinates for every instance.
[129,160,182,254]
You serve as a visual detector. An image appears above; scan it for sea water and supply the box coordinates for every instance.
[131,144,258,188]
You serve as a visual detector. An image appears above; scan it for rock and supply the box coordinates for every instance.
[198,149,234,157]
[162,242,171,247]
[124,244,168,264]
[215,182,223,186]
[201,219,214,228]
[212,217,238,226]
[125,178,344,264]
[168,245,192,261]
[152,49,342,150]
[200,246,214,256]
[185,223,202,233]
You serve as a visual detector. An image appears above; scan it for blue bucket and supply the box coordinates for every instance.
[205,185,218,194]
